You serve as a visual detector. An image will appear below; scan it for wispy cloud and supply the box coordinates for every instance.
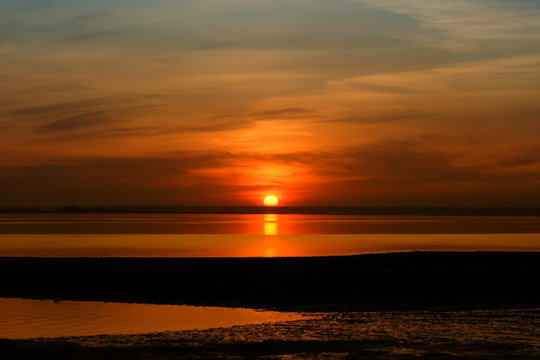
[36,111,116,132]
[62,29,124,42]
[331,54,540,94]
[7,94,171,136]
[356,0,540,51]
[250,108,316,119]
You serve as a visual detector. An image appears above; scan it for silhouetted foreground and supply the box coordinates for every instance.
[1,252,539,310]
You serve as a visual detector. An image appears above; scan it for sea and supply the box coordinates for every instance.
[0,213,539,257]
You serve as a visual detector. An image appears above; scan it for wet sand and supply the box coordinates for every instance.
[1,309,539,359]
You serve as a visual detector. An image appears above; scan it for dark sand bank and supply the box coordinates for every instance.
[1,252,539,311]
[2,252,539,359]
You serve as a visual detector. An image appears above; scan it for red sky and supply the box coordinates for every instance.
[1,0,540,206]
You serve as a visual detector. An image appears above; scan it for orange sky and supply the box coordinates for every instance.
[1,0,540,206]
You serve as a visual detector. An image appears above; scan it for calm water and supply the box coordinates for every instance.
[0,297,306,339]
[0,214,539,257]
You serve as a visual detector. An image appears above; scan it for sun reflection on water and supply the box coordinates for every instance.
[263,214,278,235]
[1,214,540,257]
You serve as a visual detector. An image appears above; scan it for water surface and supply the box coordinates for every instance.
[1,213,539,234]
[0,214,538,257]
[0,298,306,339]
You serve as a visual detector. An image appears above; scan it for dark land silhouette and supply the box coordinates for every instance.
[2,251,540,359]
[1,252,539,311]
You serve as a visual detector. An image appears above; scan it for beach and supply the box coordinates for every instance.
[2,308,539,359]
[1,252,539,359]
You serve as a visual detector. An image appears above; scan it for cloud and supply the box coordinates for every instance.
[250,108,316,119]
[36,111,115,132]
[355,0,540,51]
[331,54,540,94]
[159,108,321,135]
[2,140,540,206]
[11,95,156,118]
[5,94,174,138]
[62,29,124,42]
[7,97,317,142]
[211,107,318,126]
[0,151,244,205]
[327,112,429,125]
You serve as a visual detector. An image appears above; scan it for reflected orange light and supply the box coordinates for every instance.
[263,195,279,206]
[0,298,304,339]
[264,214,278,235]
[238,235,303,257]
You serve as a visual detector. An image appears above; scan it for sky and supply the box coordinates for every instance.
[1,0,540,207]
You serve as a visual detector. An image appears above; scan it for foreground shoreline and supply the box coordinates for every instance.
[2,308,538,359]
[2,252,539,359]
[2,308,539,360]
[1,251,539,311]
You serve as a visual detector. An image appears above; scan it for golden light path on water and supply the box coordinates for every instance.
[0,214,539,257]
[0,233,539,258]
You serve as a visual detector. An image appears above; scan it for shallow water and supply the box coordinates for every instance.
[0,298,306,339]
[0,214,539,257]
[10,308,540,359]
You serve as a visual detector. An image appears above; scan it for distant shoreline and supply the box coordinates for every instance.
[1,206,540,216]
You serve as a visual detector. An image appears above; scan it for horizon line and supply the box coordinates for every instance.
[1,205,539,216]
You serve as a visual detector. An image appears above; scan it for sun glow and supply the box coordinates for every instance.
[263,195,279,206]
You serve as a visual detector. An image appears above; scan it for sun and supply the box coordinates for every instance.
[263,195,279,206]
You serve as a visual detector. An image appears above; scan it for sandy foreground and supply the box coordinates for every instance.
[1,308,539,359]
[1,252,539,358]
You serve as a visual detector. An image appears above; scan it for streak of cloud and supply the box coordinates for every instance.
[355,0,540,51]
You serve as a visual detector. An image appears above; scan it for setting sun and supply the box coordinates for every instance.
[263,196,279,207]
